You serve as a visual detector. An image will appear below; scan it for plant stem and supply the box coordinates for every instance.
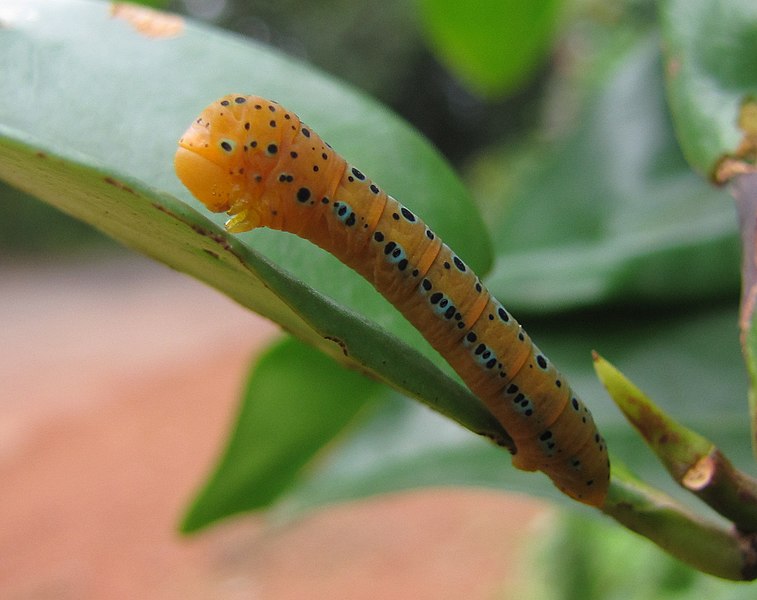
[601,466,757,581]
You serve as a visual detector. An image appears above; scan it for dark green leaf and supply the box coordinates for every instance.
[416,0,562,97]
[181,337,382,532]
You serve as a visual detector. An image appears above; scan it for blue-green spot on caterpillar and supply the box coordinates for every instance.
[174,94,609,507]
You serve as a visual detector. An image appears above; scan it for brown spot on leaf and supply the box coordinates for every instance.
[324,336,349,357]
[110,3,184,39]
[666,56,681,79]
[625,394,681,447]
[483,431,516,454]
[189,223,233,251]
[715,98,757,183]
[151,204,240,260]
[104,176,136,195]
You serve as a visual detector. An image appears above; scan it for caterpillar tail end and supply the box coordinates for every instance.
[552,476,608,508]
[512,451,608,508]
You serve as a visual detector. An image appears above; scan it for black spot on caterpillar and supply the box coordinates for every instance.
[174,94,609,507]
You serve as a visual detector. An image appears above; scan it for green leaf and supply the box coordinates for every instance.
[473,35,739,314]
[660,0,757,178]
[592,354,715,478]
[415,0,562,97]
[0,0,506,443]
[182,336,382,532]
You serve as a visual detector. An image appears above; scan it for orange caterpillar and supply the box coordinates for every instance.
[175,94,609,507]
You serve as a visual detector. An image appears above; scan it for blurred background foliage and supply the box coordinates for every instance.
[2,0,754,595]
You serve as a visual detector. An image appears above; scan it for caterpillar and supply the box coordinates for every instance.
[174,94,610,507]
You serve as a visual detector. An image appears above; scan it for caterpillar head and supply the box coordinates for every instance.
[175,94,291,231]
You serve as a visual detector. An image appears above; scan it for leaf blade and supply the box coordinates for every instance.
[660,0,757,177]
[181,337,382,532]
[416,0,562,97]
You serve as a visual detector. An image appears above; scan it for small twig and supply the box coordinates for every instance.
[602,465,757,581]
[594,353,757,533]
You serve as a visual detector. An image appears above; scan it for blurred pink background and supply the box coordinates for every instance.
[1,256,549,599]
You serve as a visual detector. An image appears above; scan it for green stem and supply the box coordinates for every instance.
[602,465,757,581]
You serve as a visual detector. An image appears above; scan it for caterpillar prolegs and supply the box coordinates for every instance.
[174,94,610,507]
